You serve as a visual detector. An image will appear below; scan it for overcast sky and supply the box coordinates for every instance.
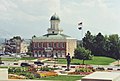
[0,0,120,39]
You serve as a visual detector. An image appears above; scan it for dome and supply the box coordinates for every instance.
[50,13,60,20]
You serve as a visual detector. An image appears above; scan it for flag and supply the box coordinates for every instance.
[78,22,82,25]
[78,27,82,30]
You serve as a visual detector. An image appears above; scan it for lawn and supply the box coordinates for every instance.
[57,56,116,65]
[20,57,36,60]
[38,75,82,81]
[1,57,36,61]
[1,58,19,61]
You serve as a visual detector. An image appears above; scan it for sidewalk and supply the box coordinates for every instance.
[110,60,120,66]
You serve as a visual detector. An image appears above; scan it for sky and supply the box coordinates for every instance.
[0,0,120,39]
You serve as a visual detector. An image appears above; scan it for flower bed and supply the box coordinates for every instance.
[68,72,93,75]
[37,71,58,77]
[8,74,26,79]
[76,65,93,69]
[68,65,94,75]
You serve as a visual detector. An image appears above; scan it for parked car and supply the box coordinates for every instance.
[14,62,18,65]
[34,61,44,66]
[0,62,4,64]
[0,54,4,56]
[20,62,31,67]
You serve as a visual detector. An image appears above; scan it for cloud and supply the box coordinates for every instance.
[0,0,61,38]
[0,0,60,21]
[59,0,120,39]
[0,0,119,39]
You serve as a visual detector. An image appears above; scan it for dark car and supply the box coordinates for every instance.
[0,54,3,56]
[34,61,44,66]
[20,63,31,67]
[0,62,4,64]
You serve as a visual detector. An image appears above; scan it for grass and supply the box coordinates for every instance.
[20,57,36,60]
[1,58,20,61]
[57,56,116,65]
[1,56,116,65]
[1,57,36,61]
[0,66,8,68]
[37,75,83,81]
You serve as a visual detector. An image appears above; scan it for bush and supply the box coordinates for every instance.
[96,67,105,71]
[71,63,80,65]
[8,67,28,74]
[40,66,50,71]
[39,66,58,71]
[75,68,93,72]
[26,72,35,79]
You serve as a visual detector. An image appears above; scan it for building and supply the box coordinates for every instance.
[0,44,5,54]
[4,36,22,54]
[32,14,77,58]
[5,39,21,53]
[20,39,30,54]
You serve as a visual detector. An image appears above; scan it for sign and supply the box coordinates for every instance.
[44,47,53,52]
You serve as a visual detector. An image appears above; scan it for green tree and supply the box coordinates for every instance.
[74,47,92,64]
[93,33,106,56]
[10,36,22,41]
[83,31,94,51]
[108,34,120,60]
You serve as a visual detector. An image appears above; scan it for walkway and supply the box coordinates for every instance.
[110,60,120,66]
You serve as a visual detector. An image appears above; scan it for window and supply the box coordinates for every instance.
[58,42,61,48]
[43,43,46,47]
[62,43,65,48]
[39,43,42,48]
[34,51,37,54]
[48,42,52,47]
[54,43,57,48]
[34,43,38,48]
[39,51,41,54]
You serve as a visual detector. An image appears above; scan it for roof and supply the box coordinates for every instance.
[82,72,120,80]
[32,33,76,40]
[50,13,60,21]
[43,33,70,37]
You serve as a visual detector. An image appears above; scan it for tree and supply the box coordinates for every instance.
[93,33,106,56]
[83,31,94,54]
[32,35,36,39]
[10,36,22,41]
[108,34,120,60]
[74,47,92,64]
[83,31,94,49]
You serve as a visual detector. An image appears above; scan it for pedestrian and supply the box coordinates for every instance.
[66,53,71,71]
[55,53,58,58]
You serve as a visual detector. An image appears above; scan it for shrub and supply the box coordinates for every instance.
[71,63,80,65]
[40,66,50,71]
[96,67,105,71]
[75,68,93,72]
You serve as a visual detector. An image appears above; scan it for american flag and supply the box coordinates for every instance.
[78,27,82,30]
[78,22,82,25]
[78,22,82,30]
